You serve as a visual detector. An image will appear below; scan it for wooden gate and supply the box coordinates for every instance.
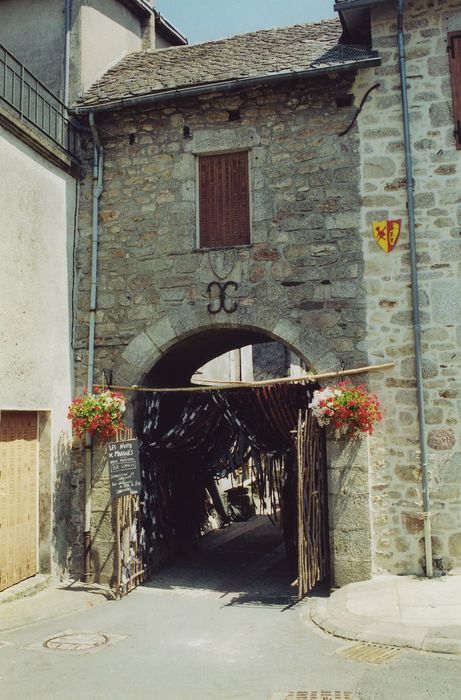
[296,409,329,599]
[114,494,144,597]
[0,411,38,592]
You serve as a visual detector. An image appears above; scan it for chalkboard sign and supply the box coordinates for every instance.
[107,439,141,499]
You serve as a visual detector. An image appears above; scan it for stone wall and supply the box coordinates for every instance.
[76,76,364,376]
[74,75,374,585]
[353,0,461,573]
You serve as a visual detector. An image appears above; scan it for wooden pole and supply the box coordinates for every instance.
[93,362,394,395]
[296,414,304,600]
[114,497,121,598]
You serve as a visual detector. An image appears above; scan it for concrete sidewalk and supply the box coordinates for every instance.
[309,573,461,655]
[0,578,113,633]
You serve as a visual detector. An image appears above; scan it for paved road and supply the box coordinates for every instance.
[0,517,460,700]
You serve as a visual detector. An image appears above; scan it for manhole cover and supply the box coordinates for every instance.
[43,632,110,652]
[337,642,401,664]
[271,693,355,700]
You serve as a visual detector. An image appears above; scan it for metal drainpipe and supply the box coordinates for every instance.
[397,0,433,577]
[83,112,104,582]
[64,0,71,105]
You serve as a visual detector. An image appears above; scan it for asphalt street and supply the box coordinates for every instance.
[0,517,460,700]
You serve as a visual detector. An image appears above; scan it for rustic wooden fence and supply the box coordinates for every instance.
[296,409,329,599]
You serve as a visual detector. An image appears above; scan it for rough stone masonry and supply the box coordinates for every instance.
[354,0,461,576]
[73,72,375,586]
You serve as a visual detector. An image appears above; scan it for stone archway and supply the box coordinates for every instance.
[113,306,340,387]
[106,308,373,587]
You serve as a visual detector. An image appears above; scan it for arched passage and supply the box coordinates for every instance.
[92,313,373,591]
[129,322,332,600]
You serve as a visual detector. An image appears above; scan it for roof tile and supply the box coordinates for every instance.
[76,18,377,108]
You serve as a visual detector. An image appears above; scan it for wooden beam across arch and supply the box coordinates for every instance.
[93,362,394,394]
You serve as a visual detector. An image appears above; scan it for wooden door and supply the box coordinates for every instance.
[0,411,38,592]
[296,409,329,599]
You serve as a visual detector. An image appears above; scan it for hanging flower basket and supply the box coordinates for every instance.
[309,379,382,439]
[68,388,126,439]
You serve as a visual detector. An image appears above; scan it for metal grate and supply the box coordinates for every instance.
[337,642,401,664]
[311,43,379,69]
[0,42,77,154]
[271,693,355,700]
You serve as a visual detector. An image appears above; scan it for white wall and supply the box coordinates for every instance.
[155,32,173,49]
[0,0,65,99]
[0,124,76,575]
[0,0,154,101]
[79,0,145,94]
[193,345,253,383]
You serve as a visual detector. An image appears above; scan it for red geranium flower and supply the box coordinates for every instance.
[309,379,382,439]
[68,390,126,439]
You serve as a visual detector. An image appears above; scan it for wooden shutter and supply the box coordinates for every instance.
[0,412,38,592]
[448,32,461,149]
[199,152,250,248]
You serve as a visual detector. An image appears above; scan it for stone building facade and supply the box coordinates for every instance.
[349,0,461,574]
[73,22,377,585]
[70,0,461,585]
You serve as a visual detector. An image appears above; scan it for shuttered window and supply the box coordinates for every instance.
[448,32,461,149]
[198,151,250,248]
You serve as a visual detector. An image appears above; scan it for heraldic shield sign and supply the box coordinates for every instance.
[372,219,402,253]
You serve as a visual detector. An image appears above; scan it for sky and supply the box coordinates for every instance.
[156,0,336,44]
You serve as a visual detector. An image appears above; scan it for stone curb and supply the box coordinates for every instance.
[0,581,113,634]
[0,575,51,606]
[308,598,461,655]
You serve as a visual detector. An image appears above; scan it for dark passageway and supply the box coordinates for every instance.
[144,515,297,607]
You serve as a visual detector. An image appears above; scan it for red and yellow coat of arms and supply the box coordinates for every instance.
[372,219,402,253]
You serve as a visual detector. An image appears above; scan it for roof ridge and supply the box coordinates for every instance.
[101,16,341,64]
[147,16,340,53]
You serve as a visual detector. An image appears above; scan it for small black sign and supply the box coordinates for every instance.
[107,439,141,499]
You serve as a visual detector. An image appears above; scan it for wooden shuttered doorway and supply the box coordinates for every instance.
[448,32,461,149]
[199,151,250,248]
[0,411,38,592]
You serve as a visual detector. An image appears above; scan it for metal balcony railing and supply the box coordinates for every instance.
[0,42,77,155]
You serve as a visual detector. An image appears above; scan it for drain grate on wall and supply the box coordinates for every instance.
[271,692,355,700]
[337,642,401,664]
[43,632,110,652]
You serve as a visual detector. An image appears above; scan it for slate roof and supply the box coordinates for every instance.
[75,18,379,111]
